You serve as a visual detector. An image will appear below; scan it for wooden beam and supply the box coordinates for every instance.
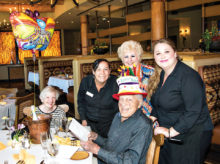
[96,32,151,45]
[99,25,128,37]
[0,4,54,12]
[126,11,151,23]
[88,25,128,39]
[167,0,219,11]
[204,4,220,17]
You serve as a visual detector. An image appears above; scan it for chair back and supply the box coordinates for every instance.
[146,134,164,164]
[15,93,34,128]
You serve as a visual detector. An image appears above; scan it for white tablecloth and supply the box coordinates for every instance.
[28,71,40,86]
[48,76,74,93]
[0,130,97,164]
[0,99,16,129]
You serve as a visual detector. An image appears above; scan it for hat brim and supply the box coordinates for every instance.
[112,92,147,100]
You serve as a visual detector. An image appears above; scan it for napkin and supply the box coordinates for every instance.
[69,118,90,142]
[0,142,6,150]
[56,145,79,159]
[13,149,36,164]
[0,101,7,105]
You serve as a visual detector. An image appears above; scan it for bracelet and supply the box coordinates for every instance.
[152,119,157,124]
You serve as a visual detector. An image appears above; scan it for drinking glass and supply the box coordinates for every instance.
[40,132,49,160]
[62,118,70,138]
[6,118,14,139]
[54,118,61,135]
[47,140,59,157]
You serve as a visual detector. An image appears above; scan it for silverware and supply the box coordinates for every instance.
[4,160,8,164]
[40,160,45,164]
[16,160,25,164]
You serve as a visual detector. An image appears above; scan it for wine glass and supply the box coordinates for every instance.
[47,140,59,157]
[40,132,49,160]
[6,118,14,139]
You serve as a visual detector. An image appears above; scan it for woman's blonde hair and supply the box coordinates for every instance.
[147,38,177,100]
[117,40,143,63]
[39,86,59,101]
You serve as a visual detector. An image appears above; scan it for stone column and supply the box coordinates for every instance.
[80,15,88,56]
[151,0,165,43]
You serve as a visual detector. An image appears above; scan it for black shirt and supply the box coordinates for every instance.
[77,74,119,123]
[151,61,213,134]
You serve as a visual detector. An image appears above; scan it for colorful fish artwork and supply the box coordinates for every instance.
[10,10,55,52]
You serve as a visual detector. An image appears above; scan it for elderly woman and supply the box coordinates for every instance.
[150,39,213,164]
[24,86,68,128]
[81,76,152,164]
[77,59,119,138]
[117,40,158,121]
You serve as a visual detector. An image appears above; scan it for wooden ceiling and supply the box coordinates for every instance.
[0,0,64,12]
[0,0,64,5]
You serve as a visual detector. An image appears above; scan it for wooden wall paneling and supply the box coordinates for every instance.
[126,11,151,23]
[204,5,220,17]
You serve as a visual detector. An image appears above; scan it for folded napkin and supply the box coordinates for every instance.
[13,149,36,164]
[0,101,7,105]
[56,145,79,159]
[0,142,6,150]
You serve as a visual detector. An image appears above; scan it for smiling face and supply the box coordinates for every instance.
[41,91,57,109]
[122,50,140,68]
[118,95,142,122]
[154,43,178,73]
[93,61,111,85]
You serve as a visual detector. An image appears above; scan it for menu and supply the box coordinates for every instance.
[69,118,90,142]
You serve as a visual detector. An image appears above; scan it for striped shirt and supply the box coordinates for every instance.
[35,105,66,128]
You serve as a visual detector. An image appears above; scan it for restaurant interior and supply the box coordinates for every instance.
[0,0,220,163]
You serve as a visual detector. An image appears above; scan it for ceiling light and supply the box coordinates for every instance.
[71,21,74,24]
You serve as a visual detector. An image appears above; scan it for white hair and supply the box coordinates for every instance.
[39,86,59,101]
[134,94,143,106]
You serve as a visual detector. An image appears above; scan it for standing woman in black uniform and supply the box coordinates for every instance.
[149,39,213,164]
[77,59,119,138]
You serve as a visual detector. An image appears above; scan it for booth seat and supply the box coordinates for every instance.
[199,64,220,145]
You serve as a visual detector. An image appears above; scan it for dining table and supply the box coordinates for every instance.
[0,130,98,164]
[28,71,40,86]
[47,76,74,93]
[0,88,17,129]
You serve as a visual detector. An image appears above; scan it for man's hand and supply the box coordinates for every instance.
[88,132,98,141]
[80,140,100,155]
[82,120,87,126]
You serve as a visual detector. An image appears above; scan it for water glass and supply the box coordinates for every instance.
[40,132,49,160]
[6,118,14,139]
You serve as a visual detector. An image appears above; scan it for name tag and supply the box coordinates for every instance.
[86,91,94,97]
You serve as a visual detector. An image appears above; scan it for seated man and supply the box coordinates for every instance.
[81,76,153,164]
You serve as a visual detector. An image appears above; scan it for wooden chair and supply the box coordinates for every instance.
[146,134,164,164]
[14,93,35,128]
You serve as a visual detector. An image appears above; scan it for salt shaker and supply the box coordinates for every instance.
[22,132,30,149]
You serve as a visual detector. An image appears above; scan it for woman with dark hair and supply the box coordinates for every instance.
[149,38,213,164]
[77,59,119,137]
